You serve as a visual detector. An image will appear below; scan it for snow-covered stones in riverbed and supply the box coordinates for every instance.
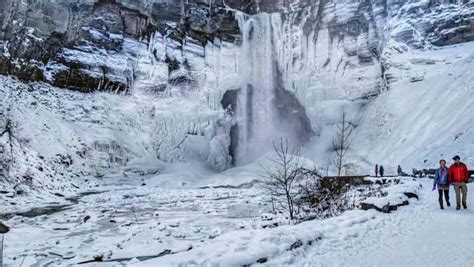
[360,177,421,213]
[3,185,268,266]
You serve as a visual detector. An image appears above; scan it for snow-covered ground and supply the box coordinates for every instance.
[3,177,267,266]
[137,178,472,266]
[3,176,459,267]
[300,180,474,266]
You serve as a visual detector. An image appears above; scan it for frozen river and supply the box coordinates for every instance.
[3,178,268,266]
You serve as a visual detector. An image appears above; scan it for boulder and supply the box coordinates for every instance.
[360,200,410,213]
[0,222,10,234]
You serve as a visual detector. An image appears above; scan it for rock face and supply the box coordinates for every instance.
[0,0,240,93]
[2,1,472,93]
[1,0,473,96]
[1,1,141,92]
[225,0,307,14]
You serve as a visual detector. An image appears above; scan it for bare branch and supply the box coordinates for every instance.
[332,110,353,177]
[260,138,304,221]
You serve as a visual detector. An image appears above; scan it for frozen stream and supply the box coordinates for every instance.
[3,177,268,266]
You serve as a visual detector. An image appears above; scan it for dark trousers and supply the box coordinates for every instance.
[438,189,450,207]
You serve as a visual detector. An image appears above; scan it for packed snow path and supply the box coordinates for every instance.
[297,180,474,266]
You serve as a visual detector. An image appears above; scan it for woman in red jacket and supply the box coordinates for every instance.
[448,155,469,210]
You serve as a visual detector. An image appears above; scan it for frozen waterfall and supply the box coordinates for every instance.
[234,12,284,165]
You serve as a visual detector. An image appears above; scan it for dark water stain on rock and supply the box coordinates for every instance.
[221,68,314,165]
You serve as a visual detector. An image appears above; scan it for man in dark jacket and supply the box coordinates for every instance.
[448,155,469,210]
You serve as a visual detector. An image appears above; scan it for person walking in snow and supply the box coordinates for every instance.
[379,165,385,177]
[397,165,403,176]
[375,164,379,177]
[448,155,469,210]
[433,159,450,209]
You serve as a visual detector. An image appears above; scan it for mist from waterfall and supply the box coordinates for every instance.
[234,12,284,165]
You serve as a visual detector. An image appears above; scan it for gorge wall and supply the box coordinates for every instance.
[1,0,474,183]
[3,0,472,94]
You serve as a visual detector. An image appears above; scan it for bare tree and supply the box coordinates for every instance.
[260,138,304,221]
[260,138,357,221]
[332,110,353,177]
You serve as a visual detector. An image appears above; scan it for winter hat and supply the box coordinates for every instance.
[452,155,461,160]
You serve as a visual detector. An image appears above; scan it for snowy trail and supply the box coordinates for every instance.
[300,179,474,266]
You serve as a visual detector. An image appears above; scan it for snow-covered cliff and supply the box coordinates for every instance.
[1,0,474,191]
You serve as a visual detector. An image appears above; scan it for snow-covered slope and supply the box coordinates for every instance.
[353,41,474,171]
[0,73,234,204]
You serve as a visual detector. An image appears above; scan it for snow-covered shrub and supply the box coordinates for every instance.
[294,173,353,220]
[263,162,392,222]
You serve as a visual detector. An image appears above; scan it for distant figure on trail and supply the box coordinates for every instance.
[379,165,385,177]
[397,165,403,176]
[375,164,379,177]
[433,159,450,209]
[448,155,469,210]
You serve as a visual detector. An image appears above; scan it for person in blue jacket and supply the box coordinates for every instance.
[432,159,451,209]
